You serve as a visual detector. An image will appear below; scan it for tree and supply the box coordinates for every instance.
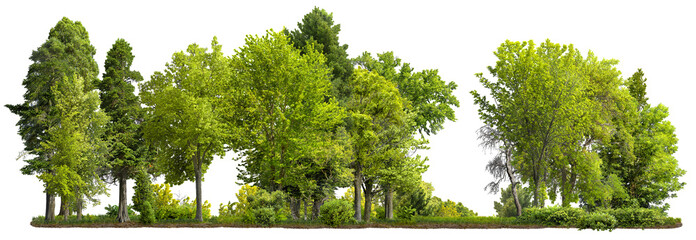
[599,69,685,210]
[284,8,357,216]
[37,74,108,221]
[98,38,145,222]
[286,7,353,103]
[5,17,99,221]
[354,52,457,219]
[231,30,349,218]
[472,40,621,210]
[346,68,407,221]
[139,37,232,221]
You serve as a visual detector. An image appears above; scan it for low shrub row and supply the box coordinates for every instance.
[518,206,679,231]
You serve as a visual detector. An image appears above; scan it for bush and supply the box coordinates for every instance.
[140,201,156,224]
[104,204,135,217]
[396,205,416,220]
[254,207,277,226]
[578,212,617,231]
[519,206,584,226]
[599,208,665,228]
[236,186,287,225]
[319,199,354,227]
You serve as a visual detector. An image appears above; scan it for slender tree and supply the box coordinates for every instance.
[139,37,231,222]
[98,38,145,222]
[37,74,108,221]
[5,17,99,221]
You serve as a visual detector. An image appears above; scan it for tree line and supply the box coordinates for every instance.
[7,8,459,223]
[7,8,684,224]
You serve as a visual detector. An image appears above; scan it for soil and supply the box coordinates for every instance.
[31,221,683,229]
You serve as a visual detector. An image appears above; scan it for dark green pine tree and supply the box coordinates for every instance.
[5,17,99,221]
[286,7,353,103]
[98,38,145,223]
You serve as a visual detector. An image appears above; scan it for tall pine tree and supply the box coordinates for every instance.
[98,38,145,222]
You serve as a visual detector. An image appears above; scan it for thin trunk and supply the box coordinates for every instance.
[117,174,130,222]
[290,197,300,220]
[194,159,203,222]
[45,193,55,222]
[363,182,373,222]
[385,185,393,219]
[504,148,522,216]
[303,198,308,220]
[353,163,362,221]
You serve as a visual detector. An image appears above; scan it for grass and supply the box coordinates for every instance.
[31,215,681,229]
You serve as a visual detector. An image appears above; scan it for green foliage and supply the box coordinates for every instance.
[578,212,617,231]
[7,17,99,182]
[319,199,354,227]
[37,73,108,207]
[354,51,459,136]
[139,201,156,224]
[105,204,135,217]
[236,187,288,225]
[519,206,584,226]
[599,208,666,228]
[145,183,212,220]
[494,185,533,217]
[472,39,625,208]
[132,167,154,214]
[395,204,416,220]
[396,181,434,216]
[140,37,232,221]
[232,29,348,198]
[286,7,353,102]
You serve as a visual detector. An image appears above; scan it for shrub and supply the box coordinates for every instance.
[236,186,288,225]
[396,205,416,220]
[132,167,154,214]
[578,212,617,231]
[319,199,354,227]
[139,201,156,224]
[253,207,277,226]
[104,204,135,217]
[519,206,584,226]
[600,208,665,228]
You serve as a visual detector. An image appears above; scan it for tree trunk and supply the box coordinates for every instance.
[194,161,203,222]
[62,198,69,221]
[303,198,308,220]
[290,197,300,220]
[117,175,130,222]
[76,197,83,221]
[504,151,522,217]
[58,198,69,216]
[311,197,323,220]
[45,193,55,222]
[385,185,394,219]
[363,183,373,222]
[353,163,362,221]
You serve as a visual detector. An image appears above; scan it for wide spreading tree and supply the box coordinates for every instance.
[139,37,233,222]
[472,40,627,213]
[98,38,146,222]
[6,17,99,221]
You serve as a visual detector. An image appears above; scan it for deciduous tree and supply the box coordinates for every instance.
[140,37,231,221]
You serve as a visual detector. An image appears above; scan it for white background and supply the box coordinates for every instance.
[1,0,694,239]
